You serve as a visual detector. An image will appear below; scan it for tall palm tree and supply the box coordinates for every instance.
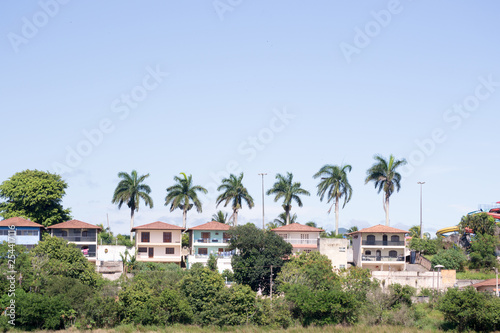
[365,154,407,226]
[165,173,207,230]
[347,226,358,234]
[216,173,254,226]
[266,172,310,225]
[313,164,353,236]
[211,210,228,224]
[112,170,154,241]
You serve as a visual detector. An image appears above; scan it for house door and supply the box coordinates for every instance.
[148,248,154,258]
[201,232,210,243]
[382,235,387,246]
[376,250,381,261]
[300,234,309,244]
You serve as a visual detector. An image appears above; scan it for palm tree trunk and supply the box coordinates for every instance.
[183,209,187,230]
[234,209,238,226]
[130,208,135,242]
[285,207,290,225]
[384,193,390,226]
[335,197,340,235]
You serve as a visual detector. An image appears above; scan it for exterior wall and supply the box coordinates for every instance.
[186,255,233,273]
[188,229,233,271]
[355,232,407,271]
[0,226,40,247]
[135,229,182,263]
[361,233,405,244]
[192,230,229,245]
[318,238,349,270]
[275,231,321,253]
[51,228,98,259]
[371,270,456,291]
[97,245,135,261]
[351,234,361,266]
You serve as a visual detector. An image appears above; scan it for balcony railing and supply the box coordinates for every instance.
[362,255,404,262]
[285,239,318,245]
[362,240,404,246]
[195,251,234,258]
[57,236,97,242]
[83,252,97,258]
[196,238,230,244]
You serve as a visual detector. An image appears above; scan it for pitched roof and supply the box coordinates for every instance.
[0,217,44,228]
[271,223,324,232]
[131,221,183,231]
[472,279,500,288]
[187,221,231,231]
[348,224,408,235]
[47,220,102,230]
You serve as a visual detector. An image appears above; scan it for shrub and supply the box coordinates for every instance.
[431,247,467,271]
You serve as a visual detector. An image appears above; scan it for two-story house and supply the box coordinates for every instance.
[272,223,324,253]
[0,217,43,250]
[186,221,233,272]
[348,224,408,271]
[47,220,101,261]
[131,221,183,264]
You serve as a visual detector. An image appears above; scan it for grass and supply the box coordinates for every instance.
[456,270,497,280]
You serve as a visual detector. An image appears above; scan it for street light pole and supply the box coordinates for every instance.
[418,182,425,238]
[258,173,267,229]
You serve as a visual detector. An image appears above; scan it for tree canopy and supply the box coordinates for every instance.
[0,169,72,227]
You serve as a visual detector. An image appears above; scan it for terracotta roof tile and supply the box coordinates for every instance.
[131,221,183,231]
[271,223,324,232]
[472,278,500,288]
[0,217,44,228]
[47,220,102,230]
[187,221,231,231]
[347,224,408,235]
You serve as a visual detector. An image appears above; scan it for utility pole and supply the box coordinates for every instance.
[270,265,273,300]
[418,182,425,238]
[258,173,267,229]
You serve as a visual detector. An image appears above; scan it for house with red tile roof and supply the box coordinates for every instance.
[131,221,183,264]
[0,217,44,250]
[48,220,102,261]
[472,278,499,295]
[186,221,233,272]
[271,223,324,253]
[348,224,408,271]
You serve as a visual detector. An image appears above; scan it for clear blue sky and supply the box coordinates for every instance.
[1,1,499,236]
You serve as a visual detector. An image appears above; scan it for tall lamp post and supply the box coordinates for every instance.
[418,182,425,238]
[258,173,267,229]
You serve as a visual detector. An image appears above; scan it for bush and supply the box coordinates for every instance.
[15,289,70,330]
[431,247,467,271]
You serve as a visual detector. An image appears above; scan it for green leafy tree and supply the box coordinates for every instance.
[459,212,497,236]
[469,233,499,269]
[408,237,440,255]
[97,223,114,245]
[207,253,218,271]
[347,226,358,234]
[0,169,72,227]
[216,173,254,226]
[266,172,310,225]
[365,154,407,226]
[112,170,154,241]
[313,164,353,235]
[228,223,293,295]
[165,173,207,230]
[431,247,467,271]
[211,210,228,223]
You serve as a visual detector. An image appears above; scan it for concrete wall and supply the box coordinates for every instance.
[318,238,349,270]
[97,245,135,261]
[371,270,456,291]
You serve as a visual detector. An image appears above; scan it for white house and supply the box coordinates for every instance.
[271,223,324,253]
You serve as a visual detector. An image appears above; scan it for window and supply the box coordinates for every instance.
[0,230,8,236]
[82,230,88,237]
[198,248,208,255]
[61,230,68,237]
[141,232,150,243]
[303,249,312,253]
[300,234,309,243]
[17,230,38,236]
[391,235,400,243]
[339,264,346,269]
[365,250,372,255]
[201,232,210,242]
[218,248,224,253]
[223,232,230,242]
[366,235,375,245]
[278,233,288,240]
[138,247,147,253]
[163,232,172,243]
[339,247,346,252]
[165,248,175,254]
[389,250,398,258]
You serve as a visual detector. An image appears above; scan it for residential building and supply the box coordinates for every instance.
[186,221,233,272]
[271,223,324,253]
[348,224,408,271]
[47,220,101,261]
[318,237,350,270]
[0,217,43,250]
[472,278,500,295]
[131,221,183,264]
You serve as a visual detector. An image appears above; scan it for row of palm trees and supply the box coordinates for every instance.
[111,154,407,240]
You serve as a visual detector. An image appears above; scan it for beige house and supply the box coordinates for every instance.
[131,221,183,264]
[272,223,323,253]
[472,278,499,295]
[348,224,408,271]
[318,238,350,270]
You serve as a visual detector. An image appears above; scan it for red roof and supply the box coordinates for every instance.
[271,223,324,232]
[187,221,231,231]
[0,217,44,228]
[131,221,183,231]
[348,224,408,235]
[472,279,500,288]
[47,220,102,230]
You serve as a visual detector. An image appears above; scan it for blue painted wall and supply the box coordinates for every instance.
[0,226,41,246]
